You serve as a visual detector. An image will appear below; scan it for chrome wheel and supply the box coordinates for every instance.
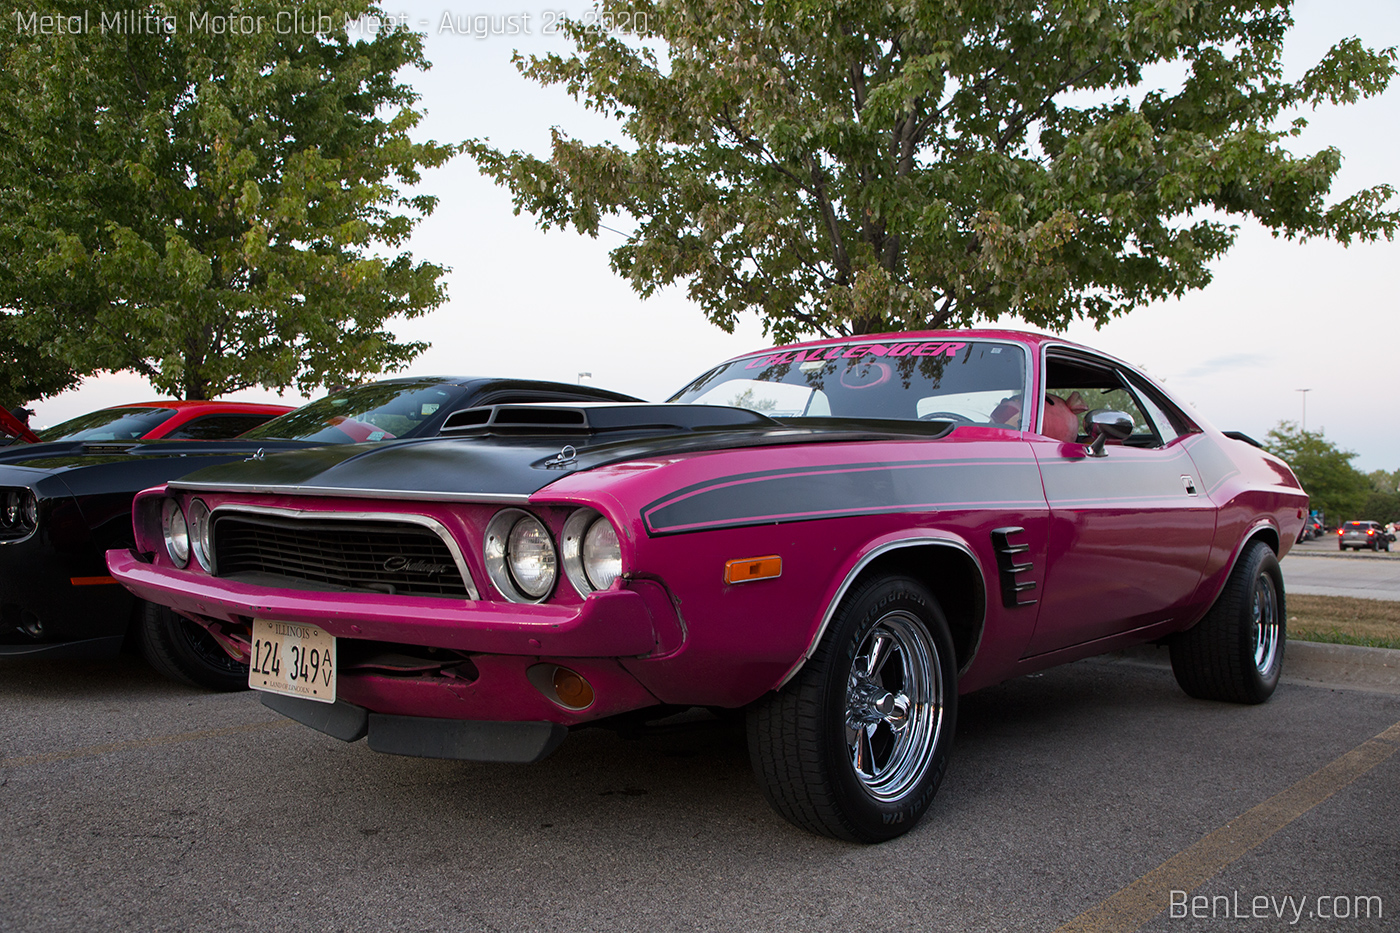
[747,575,957,842]
[844,610,944,801]
[1170,540,1285,704]
[1252,571,1280,675]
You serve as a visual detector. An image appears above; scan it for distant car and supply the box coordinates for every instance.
[110,330,1307,842]
[27,400,294,443]
[0,377,641,688]
[1338,521,1392,551]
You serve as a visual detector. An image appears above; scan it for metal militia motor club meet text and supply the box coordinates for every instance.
[13,9,339,35]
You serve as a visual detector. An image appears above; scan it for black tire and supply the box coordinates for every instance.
[1338,541,1346,551]
[137,600,248,691]
[1169,541,1285,704]
[746,576,957,842]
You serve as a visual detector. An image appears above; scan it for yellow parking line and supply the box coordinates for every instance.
[1055,718,1400,933]
[0,719,293,769]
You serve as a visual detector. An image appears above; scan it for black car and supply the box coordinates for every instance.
[0,377,641,688]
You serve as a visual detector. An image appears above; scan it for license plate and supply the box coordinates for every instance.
[249,619,336,703]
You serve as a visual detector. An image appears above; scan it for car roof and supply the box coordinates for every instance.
[95,400,295,414]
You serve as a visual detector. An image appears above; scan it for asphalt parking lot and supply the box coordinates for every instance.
[3,646,1397,932]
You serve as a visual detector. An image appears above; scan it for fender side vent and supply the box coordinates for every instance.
[991,526,1038,608]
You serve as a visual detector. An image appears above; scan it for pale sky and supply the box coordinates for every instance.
[28,0,1400,472]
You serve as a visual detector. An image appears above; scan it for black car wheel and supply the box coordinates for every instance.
[137,600,248,691]
[747,575,956,842]
[1169,540,1284,704]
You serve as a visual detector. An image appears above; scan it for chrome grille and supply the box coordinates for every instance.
[212,513,470,598]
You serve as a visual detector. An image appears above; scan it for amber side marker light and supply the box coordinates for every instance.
[70,576,118,586]
[724,555,782,584]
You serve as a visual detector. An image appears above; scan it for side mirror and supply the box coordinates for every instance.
[1085,409,1133,457]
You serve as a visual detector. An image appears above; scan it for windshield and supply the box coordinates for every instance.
[37,407,176,442]
[243,381,468,443]
[671,339,1027,425]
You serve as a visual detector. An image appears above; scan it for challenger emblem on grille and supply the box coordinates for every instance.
[382,556,453,575]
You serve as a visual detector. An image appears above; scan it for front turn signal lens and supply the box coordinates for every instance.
[553,667,594,709]
[724,555,782,584]
[527,663,595,710]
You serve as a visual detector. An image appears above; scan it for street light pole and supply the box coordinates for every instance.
[1296,388,1311,432]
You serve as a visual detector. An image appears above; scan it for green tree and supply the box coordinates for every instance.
[468,0,1397,343]
[0,314,74,410]
[1364,469,1400,525]
[1264,421,1369,520]
[0,1,456,402]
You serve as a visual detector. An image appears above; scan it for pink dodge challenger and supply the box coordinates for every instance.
[108,331,1306,842]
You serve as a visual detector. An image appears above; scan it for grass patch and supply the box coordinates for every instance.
[1287,593,1400,650]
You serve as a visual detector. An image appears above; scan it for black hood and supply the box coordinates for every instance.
[0,438,320,498]
[171,404,953,499]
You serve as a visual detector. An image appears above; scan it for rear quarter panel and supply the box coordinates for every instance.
[1181,431,1308,622]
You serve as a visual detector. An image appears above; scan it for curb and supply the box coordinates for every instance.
[1105,640,1400,696]
[1284,548,1399,562]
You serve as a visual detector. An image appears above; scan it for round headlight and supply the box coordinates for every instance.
[561,508,624,597]
[507,515,557,598]
[582,519,621,591]
[187,499,212,572]
[162,498,190,567]
[484,509,557,603]
[22,491,37,529]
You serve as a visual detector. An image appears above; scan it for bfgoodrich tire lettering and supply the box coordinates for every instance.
[138,600,248,691]
[1169,540,1285,704]
[746,575,957,842]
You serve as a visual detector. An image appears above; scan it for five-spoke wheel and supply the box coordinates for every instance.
[748,575,956,842]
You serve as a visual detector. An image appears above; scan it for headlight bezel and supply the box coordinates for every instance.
[161,497,190,568]
[484,508,558,603]
[561,508,623,597]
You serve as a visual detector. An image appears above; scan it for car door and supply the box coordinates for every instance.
[1024,349,1217,656]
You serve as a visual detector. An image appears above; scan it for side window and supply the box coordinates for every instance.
[164,414,276,440]
[1043,355,1160,447]
[1121,371,1199,440]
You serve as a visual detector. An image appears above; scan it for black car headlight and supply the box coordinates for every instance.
[562,508,623,597]
[484,509,557,602]
[161,498,190,568]
[0,488,38,538]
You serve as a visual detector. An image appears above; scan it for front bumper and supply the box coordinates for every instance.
[107,548,677,731]
[1,523,133,656]
[107,548,669,658]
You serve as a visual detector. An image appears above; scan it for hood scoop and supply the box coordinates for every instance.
[439,403,776,437]
[81,442,142,455]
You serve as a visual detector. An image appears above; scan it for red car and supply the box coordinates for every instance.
[110,331,1307,842]
[23,400,294,443]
